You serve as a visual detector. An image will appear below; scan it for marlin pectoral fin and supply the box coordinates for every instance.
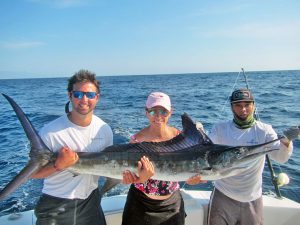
[100,177,121,196]
[0,161,42,200]
[71,172,80,177]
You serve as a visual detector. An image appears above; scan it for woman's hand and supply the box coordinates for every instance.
[186,174,207,185]
[122,156,155,184]
[122,170,138,184]
[137,156,155,183]
[54,147,79,171]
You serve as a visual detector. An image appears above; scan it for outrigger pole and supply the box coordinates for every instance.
[241,68,282,199]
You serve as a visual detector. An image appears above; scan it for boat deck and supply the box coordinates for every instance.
[1,190,300,225]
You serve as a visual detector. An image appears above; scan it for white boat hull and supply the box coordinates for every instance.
[1,190,300,225]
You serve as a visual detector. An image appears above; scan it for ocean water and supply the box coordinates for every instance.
[0,70,299,217]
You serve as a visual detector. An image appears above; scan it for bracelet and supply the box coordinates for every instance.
[53,163,61,171]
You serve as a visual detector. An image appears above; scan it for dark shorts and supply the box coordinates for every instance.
[34,188,106,225]
[208,188,263,225]
[122,185,185,225]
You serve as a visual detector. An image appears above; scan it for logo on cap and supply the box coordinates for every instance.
[230,89,254,103]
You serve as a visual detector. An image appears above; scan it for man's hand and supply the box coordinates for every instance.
[283,126,300,141]
[54,147,79,171]
[186,174,207,185]
[196,121,204,131]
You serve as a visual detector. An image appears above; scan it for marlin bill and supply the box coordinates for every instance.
[0,94,281,200]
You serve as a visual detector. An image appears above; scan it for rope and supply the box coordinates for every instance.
[241,68,282,198]
[219,69,244,119]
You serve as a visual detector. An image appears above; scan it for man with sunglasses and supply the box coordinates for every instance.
[32,70,113,225]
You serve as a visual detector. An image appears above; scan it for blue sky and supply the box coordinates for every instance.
[0,0,299,79]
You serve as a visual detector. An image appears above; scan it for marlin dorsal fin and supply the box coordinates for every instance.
[181,113,213,145]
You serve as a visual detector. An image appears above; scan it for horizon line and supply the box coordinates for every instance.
[0,68,299,80]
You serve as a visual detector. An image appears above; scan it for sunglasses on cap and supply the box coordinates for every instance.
[72,91,97,99]
[147,108,169,117]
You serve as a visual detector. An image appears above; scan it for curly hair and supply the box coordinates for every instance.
[67,69,100,93]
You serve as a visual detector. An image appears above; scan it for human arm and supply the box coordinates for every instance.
[186,174,207,185]
[281,126,300,146]
[31,147,79,179]
[274,125,300,161]
[267,125,300,163]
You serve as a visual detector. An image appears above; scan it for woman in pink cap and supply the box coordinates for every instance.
[121,91,186,225]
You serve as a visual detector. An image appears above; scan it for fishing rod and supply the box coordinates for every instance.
[241,68,284,199]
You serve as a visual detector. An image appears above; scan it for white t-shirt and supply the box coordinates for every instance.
[209,120,293,202]
[39,114,113,199]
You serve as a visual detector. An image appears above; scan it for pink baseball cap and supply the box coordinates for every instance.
[146,92,171,111]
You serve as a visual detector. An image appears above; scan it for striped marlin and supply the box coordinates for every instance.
[0,94,280,200]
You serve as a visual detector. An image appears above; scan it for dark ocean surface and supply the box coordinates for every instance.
[0,70,299,217]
